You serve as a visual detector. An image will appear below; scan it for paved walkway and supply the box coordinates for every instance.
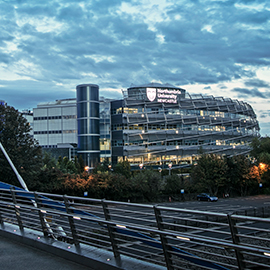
[0,235,93,270]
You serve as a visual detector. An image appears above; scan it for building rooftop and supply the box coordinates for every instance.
[37,98,76,107]
[128,82,184,90]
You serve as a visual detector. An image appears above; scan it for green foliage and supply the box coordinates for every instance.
[29,168,64,193]
[0,105,42,187]
[114,160,132,179]
[251,136,270,164]
[226,155,255,196]
[77,155,85,173]
[131,169,162,201]
[190,153,228,196]
[42,152,57,170]
[250,136,270,188]
[164,175,182,194]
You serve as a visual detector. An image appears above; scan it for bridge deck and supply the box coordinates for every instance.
[0,235,92,270]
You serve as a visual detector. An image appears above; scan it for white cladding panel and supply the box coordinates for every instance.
[49,135,62,145]
[63,133,77,144]
[35,134,48,145]
[62,106,76,115]
[48,119,62,130]
[63,119,77,130]
[33,121,47,131]
[48,107,61,116]
[33,108,48,117]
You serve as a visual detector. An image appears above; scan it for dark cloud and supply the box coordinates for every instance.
[0,0,270,135]
[245,79,270,88]
[233,87,266,99]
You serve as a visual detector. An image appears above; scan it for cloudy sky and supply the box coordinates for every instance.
[0,0,269,135]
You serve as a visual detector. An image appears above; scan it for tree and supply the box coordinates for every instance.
[164,174,182,195]
[251,136,270,165]
[190,153,228,196]
[114,160,132,179]
[226,155,256,196]
[0,105,42,187]
[250,136,270,192]
[42,151,57,170]
[131,169,162,201]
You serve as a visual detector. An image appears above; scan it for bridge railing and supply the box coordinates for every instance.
[1,187,270,270]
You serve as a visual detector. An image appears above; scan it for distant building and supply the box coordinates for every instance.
[32,93,113,164]
[111,83,260,169]
[33,98,77,159]
[31,82,260,169]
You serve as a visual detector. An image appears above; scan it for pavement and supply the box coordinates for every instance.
[0,235,92,270]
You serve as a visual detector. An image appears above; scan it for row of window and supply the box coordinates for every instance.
[34,115,76,120]
[112,123,254,133]
[112,139,248,147]
[112,107,251,121]
[34,130,77,134]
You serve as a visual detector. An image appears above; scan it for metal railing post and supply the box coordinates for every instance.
[63,195,80,253]
[0,211,4,229]
[101,199,121,267]
[227,214,245,270]
[10,187,24,233]
[153,205,174,270]
[34,192,49,238]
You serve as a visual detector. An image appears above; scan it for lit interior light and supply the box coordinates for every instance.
[41,210,47,213]
[37,237,40,239]
[116,224,126,229]
[107,258,111,261]
[73,216,81,220]
[15,205,20,208]
[13,230,16,232]
[176,130,178,134]
[176,146,179,149]
[176,236,190,241]
[68,246,71,249]
[264,252,270,257]
[141,114,144,117]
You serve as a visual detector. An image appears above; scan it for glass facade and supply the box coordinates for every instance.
[76,84,100,168]
[99,97,112,162]
[111,83,260,169]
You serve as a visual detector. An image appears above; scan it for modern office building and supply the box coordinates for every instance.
[31,82,260,169]
[76,84,100,168]
[33,98,77,159]
[32,88,112,166]
[111,83,260,169]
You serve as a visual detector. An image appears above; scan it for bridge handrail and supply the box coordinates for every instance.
[1,184,270,269]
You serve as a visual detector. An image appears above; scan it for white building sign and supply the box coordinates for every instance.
[146,88,182,103]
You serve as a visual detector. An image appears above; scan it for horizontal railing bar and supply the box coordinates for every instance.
[236,233,270,243]
[156,205,228,217]
[231,214,270,223]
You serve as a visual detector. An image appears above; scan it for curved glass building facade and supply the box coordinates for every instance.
[111,83,260,169]
[76,84,100,168]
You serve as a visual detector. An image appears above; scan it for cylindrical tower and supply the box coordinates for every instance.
[76,84,100,168]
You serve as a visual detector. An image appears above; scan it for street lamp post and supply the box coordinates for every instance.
[158,167,162,178]
[84,166,90,173]
[168,163,172,176]
[108,164,112,172]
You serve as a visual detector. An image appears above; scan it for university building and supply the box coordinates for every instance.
[31,83,260,170]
